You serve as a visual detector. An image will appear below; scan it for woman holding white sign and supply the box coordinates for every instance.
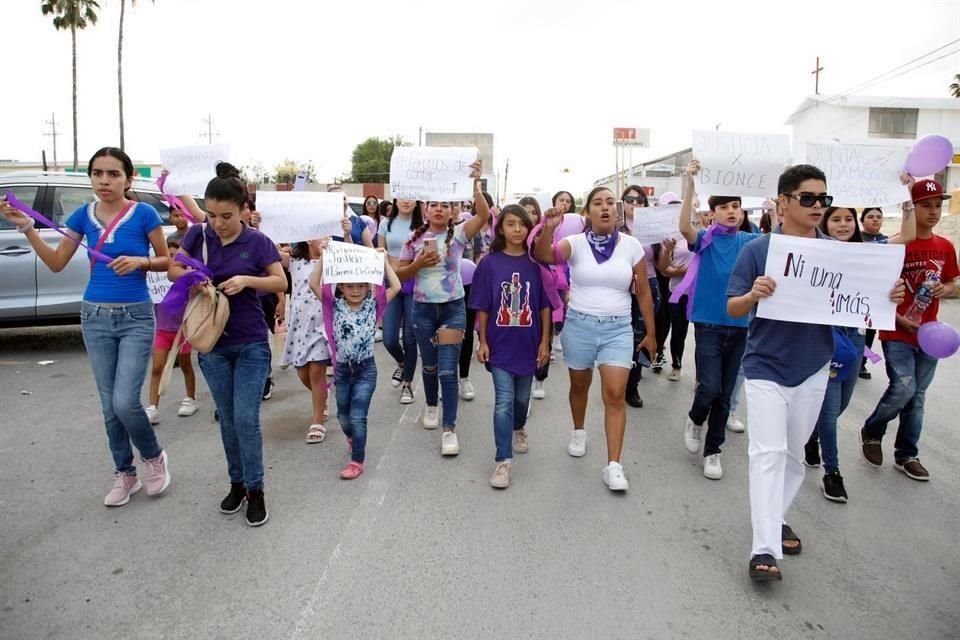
[533,187,657,492]
[396,161,487,456]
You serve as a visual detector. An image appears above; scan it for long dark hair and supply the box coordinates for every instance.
[363,195,379,221]
[552,190,576,214]
[517,196,542,225]
[820,207,862,243]
[621,185,649,207]
[580,186,614,232]
[489,205,533,254]
[290,242,311,260]
[387,199,424,232]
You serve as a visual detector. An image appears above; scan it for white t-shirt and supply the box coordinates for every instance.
[566,233,645,316]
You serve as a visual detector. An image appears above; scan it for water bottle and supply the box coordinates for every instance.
[904,273,939,325]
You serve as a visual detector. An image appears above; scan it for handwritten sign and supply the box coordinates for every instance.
[806,143,910,208]
[256,191,344,243]
[630,204,684,245]
[692,131,790,199]
[159,144,230,197]
[323,242,384,285]
[757,234,905,330]
[390,146,478,201]
[147,271,173,304]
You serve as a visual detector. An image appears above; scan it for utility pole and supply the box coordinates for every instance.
[44,113,60,170]
[418,126,423,147]
[201,113,219,144]
[811,56,824,95]
[502,158,509,200]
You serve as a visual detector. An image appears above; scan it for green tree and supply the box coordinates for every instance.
[117,0,154,150]
[951,73,960,99]
[273,159,317,184]
[42,0,101,171]
[346,136,406,183]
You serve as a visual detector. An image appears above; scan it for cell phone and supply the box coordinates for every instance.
[636,347,652,368]
[423,238,438,255]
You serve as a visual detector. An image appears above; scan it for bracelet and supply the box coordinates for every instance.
[16,218,36,233]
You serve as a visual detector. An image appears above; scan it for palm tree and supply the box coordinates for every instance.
[41,0,100,171]
[950,74,960,99]
[118,0,153,150]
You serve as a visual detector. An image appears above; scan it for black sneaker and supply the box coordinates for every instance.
[858,365,871,380]
[804,440,821,468]
[245,489,269,527]
[219,482,246,514]
[626,387,644,408]
[822,472,848,503]
[262,379,275,401]
[391,367,403,388]
[652,353,666,373]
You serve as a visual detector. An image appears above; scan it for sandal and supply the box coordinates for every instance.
[782,524,802,555]
[305,424,326,444]
[749,554,782,581]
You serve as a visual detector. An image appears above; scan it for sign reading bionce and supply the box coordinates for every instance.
[257,191,345,243]
[806,143,910,208]
[390,146,478,201]
[323,242,384,285]
[159,144,231,197]
[630,204,684,246]
[147,270,173,304]
[757,234,904,331]
[692,131,790,199]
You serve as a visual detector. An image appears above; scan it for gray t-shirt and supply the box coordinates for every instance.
[727,230,834,387]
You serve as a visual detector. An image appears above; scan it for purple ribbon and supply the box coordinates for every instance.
[4,191,113,264]
[669,223,739,319]
[156,251,214,330]
[864,345,883,364]
[156,174,197,224]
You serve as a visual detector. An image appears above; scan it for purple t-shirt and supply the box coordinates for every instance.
[468,252,550,376]
[180,224,281,348]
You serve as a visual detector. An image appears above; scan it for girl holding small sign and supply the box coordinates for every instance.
[396,160,487,456]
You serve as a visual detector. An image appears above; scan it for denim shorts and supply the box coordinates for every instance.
[561,309,633,370]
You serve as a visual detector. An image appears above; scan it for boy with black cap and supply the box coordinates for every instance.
[861,179,958,481]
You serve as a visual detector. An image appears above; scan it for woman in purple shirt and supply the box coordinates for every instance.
[168,163,286,527]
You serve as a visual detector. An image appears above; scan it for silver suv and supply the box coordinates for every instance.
[0,172,178,326]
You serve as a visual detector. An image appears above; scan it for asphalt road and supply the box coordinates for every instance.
[2,303,959,640]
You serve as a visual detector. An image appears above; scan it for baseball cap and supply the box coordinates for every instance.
[659,191,681,205]
[911,179,951,203]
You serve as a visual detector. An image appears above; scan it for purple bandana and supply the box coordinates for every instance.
[669,223,739,319]
[584,227,619,264]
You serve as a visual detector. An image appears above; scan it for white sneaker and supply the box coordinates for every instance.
[603,461,629,491]
[146,405,160,425]
[726,416,745,433]
[459,378,475,401]
[399,384,414,404]
[531,380,545,399]
[423,406,440,429]
[684,417,703,454]
[441,430,460,456]
[490,460,511,488]
[375,329,383,343]
[553,334,563,352]
[703,453,723,480]
[177,398,199,417]
[567,430,587,457]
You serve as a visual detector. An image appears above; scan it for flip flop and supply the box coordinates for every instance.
[305,424,326,444]
[749,554,782,582]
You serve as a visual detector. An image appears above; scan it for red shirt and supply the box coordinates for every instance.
[881,234,959,346]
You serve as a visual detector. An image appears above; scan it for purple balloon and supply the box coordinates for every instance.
[460,258,477,286]
[917,321,960,359]
[904,135,954,177]
[555,213,585,240]
[361,215,378,237]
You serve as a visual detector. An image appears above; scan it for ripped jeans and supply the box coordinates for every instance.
[413,298,466,429]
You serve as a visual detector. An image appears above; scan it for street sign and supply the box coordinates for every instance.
[613,128,650,147]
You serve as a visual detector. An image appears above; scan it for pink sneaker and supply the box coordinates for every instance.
[104,472,142,507]
[339,461,364,480]
[143,450,170,496]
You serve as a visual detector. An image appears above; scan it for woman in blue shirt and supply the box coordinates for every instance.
[1,147,172,508]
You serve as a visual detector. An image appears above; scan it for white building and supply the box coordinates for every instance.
[786,95,960,207]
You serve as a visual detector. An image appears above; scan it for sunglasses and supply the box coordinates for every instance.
[623,196,646,205]
[784,193,833,208]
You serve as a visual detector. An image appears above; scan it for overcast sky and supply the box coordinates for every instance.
[2,0,958,193]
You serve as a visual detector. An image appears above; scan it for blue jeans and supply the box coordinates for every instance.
[863,340,938,461]
[812,329,865,473]
[490,367,532,461]
[198,341,271,490]
[690,324,748,456]
[382,291,417,383]
[81,301,161,474]
[413,298,466,429]
[334,357,378,464]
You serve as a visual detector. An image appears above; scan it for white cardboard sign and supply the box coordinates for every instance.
[806,143,910,208]
[323,242,384,285]
[159,144,231,197]
[692,131,790,199]
[256,191,345,243]
[757,234,905,330]
[390,146,478,201]
[630,204,684,245]
[147,271,173,304]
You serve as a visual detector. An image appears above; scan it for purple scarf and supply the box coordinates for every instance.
[669,224,739,319]
[155,252,214,331]
[585,227,619,264]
